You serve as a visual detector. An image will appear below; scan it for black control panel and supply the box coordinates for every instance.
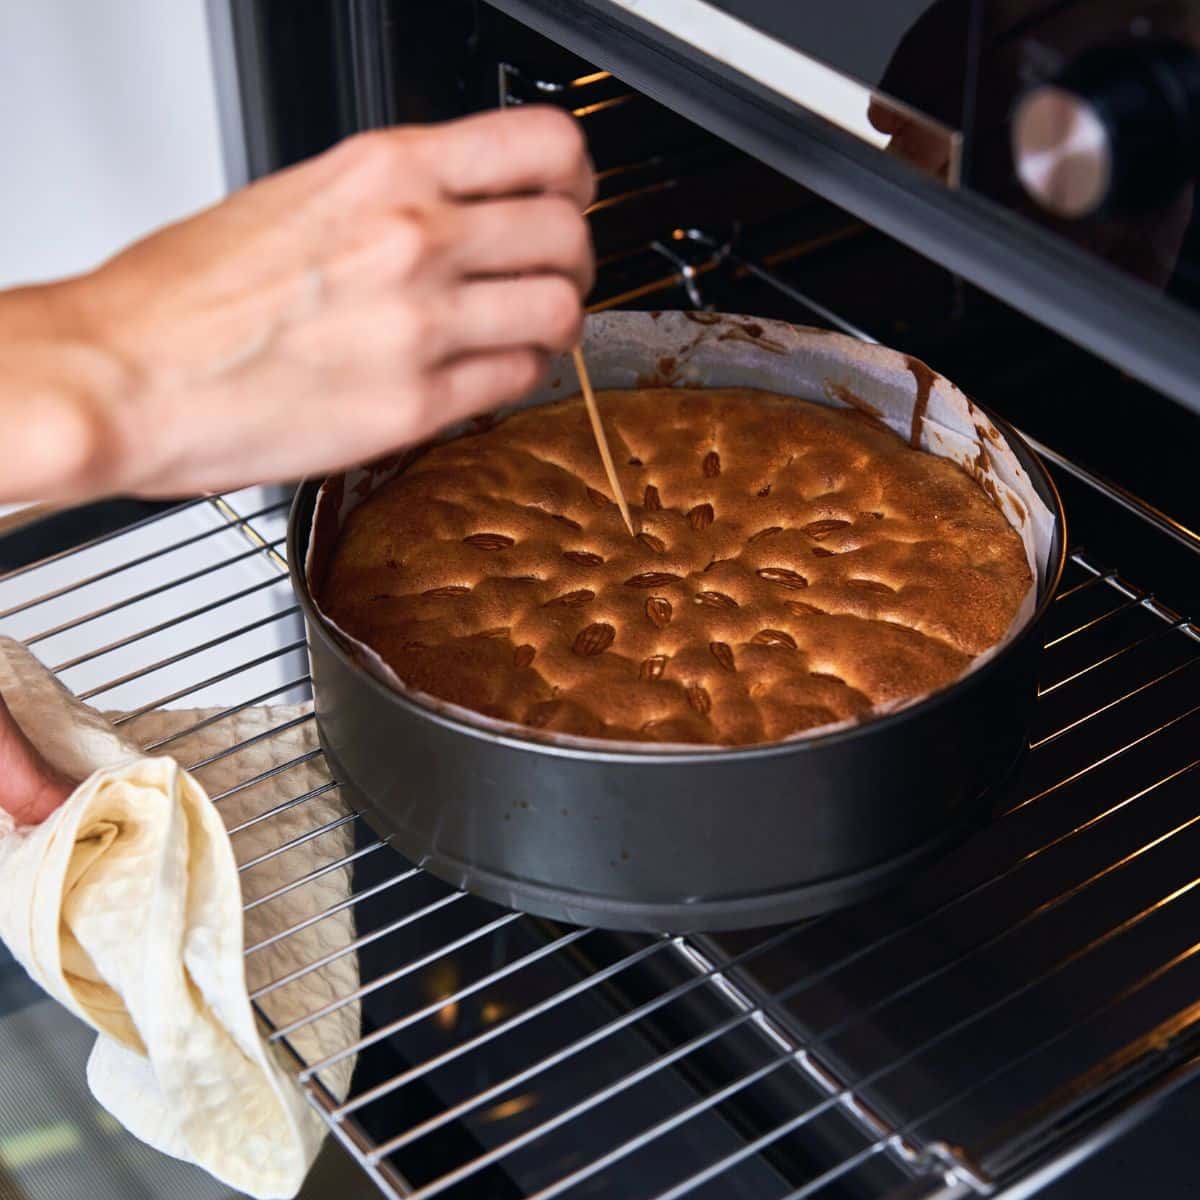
[1013,41,1200,218]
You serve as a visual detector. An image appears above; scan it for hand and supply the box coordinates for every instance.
[0,106,595,501]
[0,696,74,825]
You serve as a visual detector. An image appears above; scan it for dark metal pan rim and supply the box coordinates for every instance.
[290,405,1066,767]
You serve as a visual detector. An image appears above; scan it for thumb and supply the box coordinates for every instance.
[0,694,76,825]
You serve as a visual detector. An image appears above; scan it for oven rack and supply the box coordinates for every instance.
[498,56,853,316]
[7,468,1200,1200]
[3,316,1199,1200]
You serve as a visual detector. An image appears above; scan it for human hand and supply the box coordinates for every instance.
[12,106,594,500]
[0,696,74,825]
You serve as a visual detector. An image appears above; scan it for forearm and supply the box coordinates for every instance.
[0,280,132,504]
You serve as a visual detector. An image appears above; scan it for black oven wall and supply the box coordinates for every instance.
[225,0,483,177]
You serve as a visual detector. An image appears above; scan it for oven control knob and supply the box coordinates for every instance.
[1012,41,1200,218]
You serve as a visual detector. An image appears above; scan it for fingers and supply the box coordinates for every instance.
[431,348,548,425]
[330,349,548,470]
[886,121,953,178]
[321,207,448,297]
[449,194,594,294]
[413,107,595,209]
[317,108,594,257]
[867,97,906,135]
[441,276,583,356]
[285,271,581,373]
[325,193,594,299]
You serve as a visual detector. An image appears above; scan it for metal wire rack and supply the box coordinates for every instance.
[3,368,1199,1200]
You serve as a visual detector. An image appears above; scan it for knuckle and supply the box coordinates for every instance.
[513,348,548,393]
[332,128,422,196]
[536,277,583,345]
[422,298,457,360]
[479,349,545,408]
[387,208,438,272]
[343,215,419,283]
[582,156,598,208]
[544,194,589,249]
[378,298,430,363]
[404,379,440,433]
[523,105,587,163]
[336,129,398,172]
[568,213,594,281]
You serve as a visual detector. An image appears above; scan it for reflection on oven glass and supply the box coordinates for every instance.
[596,0,962,184]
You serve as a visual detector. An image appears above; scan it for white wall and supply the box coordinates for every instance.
[0,0,227,290]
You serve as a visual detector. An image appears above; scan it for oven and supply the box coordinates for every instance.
[4,1,1200,1197]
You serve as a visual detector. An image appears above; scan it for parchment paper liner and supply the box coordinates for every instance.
[305,312,1055,754]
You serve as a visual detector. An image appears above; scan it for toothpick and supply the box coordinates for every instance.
[572,345,636,537]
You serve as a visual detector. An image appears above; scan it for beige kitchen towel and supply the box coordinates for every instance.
[0,637,360,1199]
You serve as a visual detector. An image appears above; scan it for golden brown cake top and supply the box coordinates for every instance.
[319,388,1031,746]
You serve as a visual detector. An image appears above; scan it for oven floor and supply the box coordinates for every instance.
[1043,1103,1200,1200]
[0,943,378,1200]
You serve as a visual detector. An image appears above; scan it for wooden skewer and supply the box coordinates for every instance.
[572,345,636,537]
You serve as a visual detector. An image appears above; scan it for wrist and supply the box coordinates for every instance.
[0,279,141,501]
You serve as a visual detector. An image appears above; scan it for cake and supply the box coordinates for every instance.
[318,388,1032,746]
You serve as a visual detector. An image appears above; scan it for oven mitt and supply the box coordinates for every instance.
[0,636,359,1199]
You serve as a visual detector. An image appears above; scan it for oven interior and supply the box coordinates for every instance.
[4,2,1200,1199]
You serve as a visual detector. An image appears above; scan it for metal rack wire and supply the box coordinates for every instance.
[3,365,1199,1200]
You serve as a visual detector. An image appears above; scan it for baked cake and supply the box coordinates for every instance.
[319,388,1032,746]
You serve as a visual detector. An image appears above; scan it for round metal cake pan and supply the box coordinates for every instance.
[290,386,1066,936]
